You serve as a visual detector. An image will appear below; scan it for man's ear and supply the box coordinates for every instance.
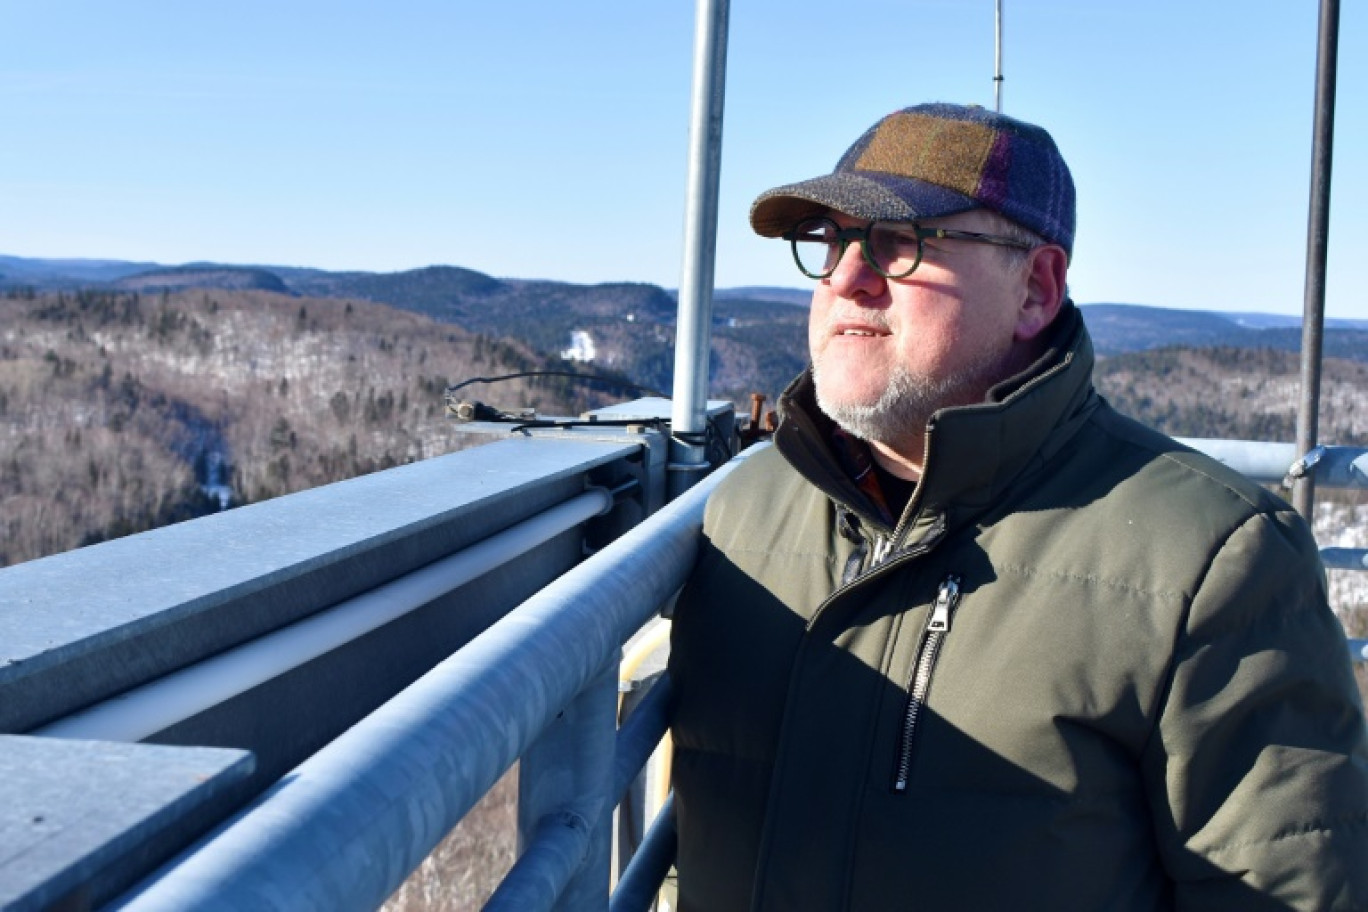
[1014,245,1068,342]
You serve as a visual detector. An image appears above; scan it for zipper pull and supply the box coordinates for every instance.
[871,535,893,566]
[891,572,964,793]
[927,574,961,632]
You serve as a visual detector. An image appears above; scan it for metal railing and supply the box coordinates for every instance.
[0,425,1362,912]
[0,425,688,911]
[0,3,1355,905]
[108,445,746,912]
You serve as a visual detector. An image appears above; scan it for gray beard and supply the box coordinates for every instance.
[812,356,1008,449]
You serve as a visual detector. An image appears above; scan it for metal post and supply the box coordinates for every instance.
[501,664,619,911]
[1293,0,1339,519]
[994,0,1004,112]
[669,0,731,499]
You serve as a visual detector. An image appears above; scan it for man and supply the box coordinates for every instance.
[667,102,1368,910]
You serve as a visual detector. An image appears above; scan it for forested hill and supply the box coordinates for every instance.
[5,256,1365,410]
[1093,346,1367,447]
[0,287,616,567]
[2,275,1366,589]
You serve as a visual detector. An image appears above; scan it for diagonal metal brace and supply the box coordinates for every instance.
[1284,445,1327,489]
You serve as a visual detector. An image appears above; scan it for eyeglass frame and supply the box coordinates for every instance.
[782,215,1036,280]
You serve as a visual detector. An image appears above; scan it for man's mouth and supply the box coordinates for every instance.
[831,322,891,339]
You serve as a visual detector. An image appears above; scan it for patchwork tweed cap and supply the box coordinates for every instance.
[750,102,1076,256]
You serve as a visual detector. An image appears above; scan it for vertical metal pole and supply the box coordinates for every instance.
[669,0,731,500]
[514,665,618,911]
[994,0,1004,112]
[1293,0,1339,519]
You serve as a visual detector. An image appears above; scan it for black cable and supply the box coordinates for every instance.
[444,370,669,400]
[507,416,670,435]
[444,370,741,466]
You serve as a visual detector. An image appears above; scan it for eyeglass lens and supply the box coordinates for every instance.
[790,217,922,278]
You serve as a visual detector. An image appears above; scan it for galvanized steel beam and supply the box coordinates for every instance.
[0,737,253,912]
[36,489,612,743]
[0,437,637,734]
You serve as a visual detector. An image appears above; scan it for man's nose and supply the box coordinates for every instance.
[825,239,886,300]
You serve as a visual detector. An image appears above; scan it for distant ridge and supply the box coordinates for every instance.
[0,254,159,285]
[1082,302,1368,333]
[283,263,508,303]
[1,255,1364,402]
[1079,303,1368,362]
[712,286,811,307]
[116,265,291,294]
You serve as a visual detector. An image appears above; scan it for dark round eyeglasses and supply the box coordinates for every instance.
[782,215,1034,280]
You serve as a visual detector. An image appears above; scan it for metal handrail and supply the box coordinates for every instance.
[112,448,753,912]
[1175,439,1368,490]
[1323,549,1368,571]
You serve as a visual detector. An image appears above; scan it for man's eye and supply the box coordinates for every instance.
[873,226,918,248]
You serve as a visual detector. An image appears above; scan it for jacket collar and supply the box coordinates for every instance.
[774,302,1098,535]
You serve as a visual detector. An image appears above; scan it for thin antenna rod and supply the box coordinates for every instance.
[994,0,1004,112]
[1292,0,1339,518]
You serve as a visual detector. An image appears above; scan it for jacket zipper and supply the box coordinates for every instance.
[810,514,947,631]
[835,507,896,583]
[892,573,962,793]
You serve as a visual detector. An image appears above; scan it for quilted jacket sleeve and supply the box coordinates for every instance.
[1144,506,1368,910]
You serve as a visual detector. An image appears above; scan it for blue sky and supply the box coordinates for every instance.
[2,1,1365,319]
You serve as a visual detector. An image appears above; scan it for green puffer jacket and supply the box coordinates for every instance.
[668,306,1368,911]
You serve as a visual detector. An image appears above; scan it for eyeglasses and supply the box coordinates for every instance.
[782,215,1035,280]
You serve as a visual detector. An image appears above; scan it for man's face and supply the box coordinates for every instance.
[808,209,1033,452]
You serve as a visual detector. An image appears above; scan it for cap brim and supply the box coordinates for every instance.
[749,171,980,237]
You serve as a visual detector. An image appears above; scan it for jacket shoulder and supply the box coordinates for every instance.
[703,444,820,539]
[1085,402,1302,526]
[987,400,1325,622]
